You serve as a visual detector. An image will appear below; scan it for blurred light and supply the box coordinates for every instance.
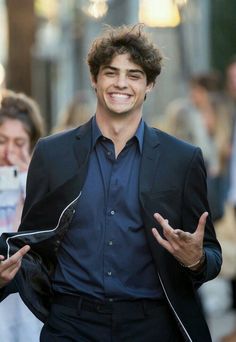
[35,0,59,20]
[139,0,180,28]
[0,64,5,86]
[82,0,108,19]
[175,0,188,7]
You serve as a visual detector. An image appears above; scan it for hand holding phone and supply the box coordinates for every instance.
[6,146,30,172]
[0,166,20,191]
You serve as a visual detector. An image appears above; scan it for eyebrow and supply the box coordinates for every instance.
[101,65,145,75]
[0,134,27,141]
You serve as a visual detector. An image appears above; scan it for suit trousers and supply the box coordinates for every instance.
[40,293,183,342]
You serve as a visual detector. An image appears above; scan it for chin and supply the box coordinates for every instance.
[108,105,133,114]
[109,109,131,117]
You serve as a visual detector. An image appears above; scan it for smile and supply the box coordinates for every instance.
[109,92,132,100]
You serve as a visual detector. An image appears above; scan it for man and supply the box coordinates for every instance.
[0,25,221,341]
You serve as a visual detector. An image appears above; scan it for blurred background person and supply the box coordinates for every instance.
[52,91,94,133]
[226,56,236,215]
[221,56,236,342]
[162,72,232,223]
[161,70,236,340]
[0,90,44,341]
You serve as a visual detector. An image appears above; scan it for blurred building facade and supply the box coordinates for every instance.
[0,0,217,130]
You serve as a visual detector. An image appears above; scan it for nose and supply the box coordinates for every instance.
[114,75,128,89]
[4,141,16,159]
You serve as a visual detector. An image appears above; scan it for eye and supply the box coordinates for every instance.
[105,71,115,77]
[0,137,6,145]
[15,139,27,148]
[129,74,141,80]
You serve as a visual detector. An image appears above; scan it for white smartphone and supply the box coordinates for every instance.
[0,166,20,191]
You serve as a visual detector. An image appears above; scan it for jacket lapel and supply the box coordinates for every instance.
[73,118,93,168]
[139,124,161,197]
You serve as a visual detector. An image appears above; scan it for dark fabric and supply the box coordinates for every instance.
[207,175,225,222]
[40,293,183,342]
[232,278,236,309]
[53,118,162,300]
[52,292,165,314]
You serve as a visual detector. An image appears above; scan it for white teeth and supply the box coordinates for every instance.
[111,93,129,98]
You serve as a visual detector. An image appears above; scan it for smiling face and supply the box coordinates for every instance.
[91,53,153,119]
[0,118,30,166]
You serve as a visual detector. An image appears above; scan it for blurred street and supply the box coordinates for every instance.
[200,277,236,341]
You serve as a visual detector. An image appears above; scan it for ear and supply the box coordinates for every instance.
[146,82,154,94]
[90,75,97,89]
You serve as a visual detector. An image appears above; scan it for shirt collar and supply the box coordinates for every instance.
[92,116,144,153]
[92,116,103,147]
[134,119,144,153]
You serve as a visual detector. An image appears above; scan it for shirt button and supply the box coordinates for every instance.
[107,151,112,156]
[108,241,113,246]
[110,210,115,215]
[107,271,112,276]
[108,298,113,302]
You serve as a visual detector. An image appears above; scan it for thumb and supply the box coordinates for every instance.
[195,212,208,238]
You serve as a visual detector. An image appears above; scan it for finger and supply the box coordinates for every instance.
[21,147,30,163]
[0,259,22,287]
[6,152,17,165]
[152,228,173,254]
[194,212,208,238]
[13,245,31,259]
[1,258,22,275]
[154,213,172,233]
[163,225,179,242]
[154,212,166,225]
[8,262,22,279]
[1,245,30,270]
[154,213,179,245]
[6,152,28,172]
[175,230,192,243]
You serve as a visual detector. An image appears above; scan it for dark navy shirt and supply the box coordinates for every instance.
[52,117,163,300]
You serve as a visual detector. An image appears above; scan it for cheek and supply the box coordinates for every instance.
[17,143,30,156]
[0,145,7,165]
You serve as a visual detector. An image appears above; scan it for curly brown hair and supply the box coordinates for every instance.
[87,24,163,85]
[0,90,45,151]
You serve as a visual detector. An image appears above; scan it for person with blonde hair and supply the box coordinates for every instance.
[52,92,93,133]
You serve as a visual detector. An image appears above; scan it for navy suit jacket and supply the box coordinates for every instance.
[0,118,221,341]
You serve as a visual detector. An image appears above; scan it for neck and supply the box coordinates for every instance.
[95,110,142,157]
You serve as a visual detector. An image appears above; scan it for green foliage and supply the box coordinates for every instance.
[210,0,236,72]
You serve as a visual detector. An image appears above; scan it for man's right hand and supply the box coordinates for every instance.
[0,245,30,289]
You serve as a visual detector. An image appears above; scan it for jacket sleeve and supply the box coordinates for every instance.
[0,279,17,302]
[182,147,222,283]
[21,139,49,221]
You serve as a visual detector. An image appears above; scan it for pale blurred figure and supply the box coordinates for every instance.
[52,92,94,133]
[162,72,236,341]
[221,56,236,342]
[226,56,236,213]
[163,72,231,222]
[0,90,44,342]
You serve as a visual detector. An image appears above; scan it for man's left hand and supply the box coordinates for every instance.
[152,212,208,270]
